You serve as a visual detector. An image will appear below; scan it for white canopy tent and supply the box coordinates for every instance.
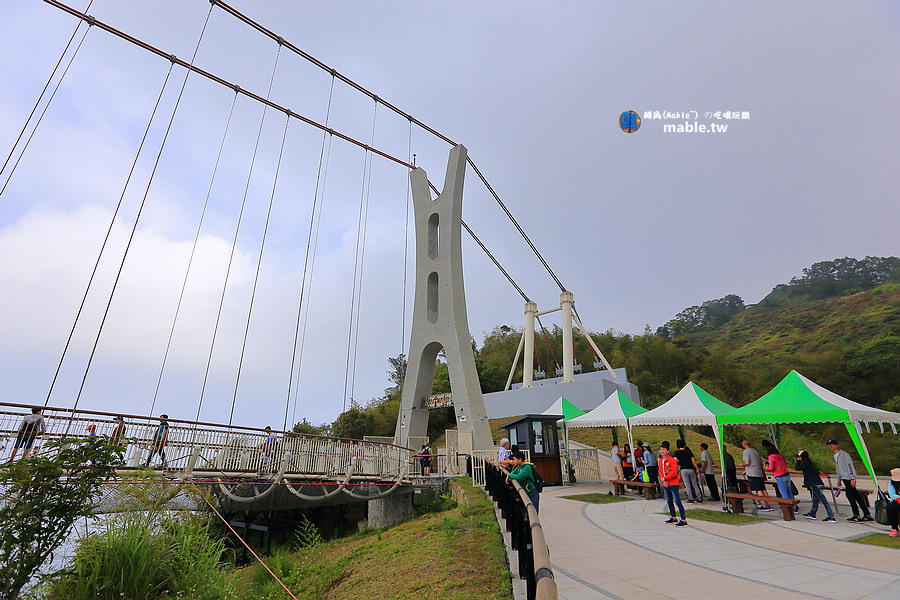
[568,390,647,466]
[629,382,737,501]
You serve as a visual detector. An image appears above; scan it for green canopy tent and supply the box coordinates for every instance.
[718,370,900,491]
[541,396,586,484]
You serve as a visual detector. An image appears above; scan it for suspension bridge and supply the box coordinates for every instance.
[2,0,617,473]
[1,5,625,597]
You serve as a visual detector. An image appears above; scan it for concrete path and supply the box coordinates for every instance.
[540,482,900,600]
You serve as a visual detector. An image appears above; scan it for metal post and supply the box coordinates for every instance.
[523,301,537,388]
[560,292,574,382]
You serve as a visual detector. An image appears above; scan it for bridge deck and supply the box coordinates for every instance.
[1,402,431,508]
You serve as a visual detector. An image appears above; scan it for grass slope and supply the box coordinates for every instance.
[239,479,510,599]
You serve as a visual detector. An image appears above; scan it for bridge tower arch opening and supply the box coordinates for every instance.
[394,144,493,453]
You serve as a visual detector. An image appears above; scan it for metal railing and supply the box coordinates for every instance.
[1,402,413,488]
[569,448,602,481]
[482,460,557,600]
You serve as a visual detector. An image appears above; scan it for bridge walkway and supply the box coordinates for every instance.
[1,402,426,510]
[539,482,900,600]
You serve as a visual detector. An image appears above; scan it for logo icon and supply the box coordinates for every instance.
[619,110,641,133]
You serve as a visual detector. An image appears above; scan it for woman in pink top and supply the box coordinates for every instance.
[763,440,796,505]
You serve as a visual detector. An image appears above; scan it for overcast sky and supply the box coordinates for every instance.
[2,1,899,429]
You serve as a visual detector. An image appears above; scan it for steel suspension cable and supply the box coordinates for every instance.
[198,43,283,427]
[63,4,215,432]
[43,62,175,408]
[209,0,568,293]
[342,101,378,418]
[401,121,412,356]
[229,112,290,426]
[42,0,548,311]
[1,0,93,194]
[148,89,240,418]
[349,101,379,407]
[286,75,336,430]
[42,1,413,171]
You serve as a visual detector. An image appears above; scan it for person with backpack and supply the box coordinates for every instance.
[659,441,687,526]
[506,450,540,513]
[886,468,900,537]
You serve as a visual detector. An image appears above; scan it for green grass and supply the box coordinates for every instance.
[850,533,900,550]
[560,493,632,504]
[684,508,765,524]
[237,477,511,600]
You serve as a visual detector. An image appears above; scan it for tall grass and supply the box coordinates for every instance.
[47,512,235,600]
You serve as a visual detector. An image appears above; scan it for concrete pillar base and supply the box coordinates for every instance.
[367,491,415,529]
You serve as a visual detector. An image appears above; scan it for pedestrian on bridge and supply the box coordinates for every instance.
[144,414,169,469]
[7,407,45,462]
[419,444,432,475]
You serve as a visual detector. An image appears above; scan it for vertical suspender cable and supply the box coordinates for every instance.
[401,119,412,357]
[348,100,378,408]
[44,62,175,407]
[342,100,377,420]
[1,1,93,193]
[148,89,240,417]
[198,43,283,426]
[229,112,290,426]
[285,74,336,430]
[63,4,215,433]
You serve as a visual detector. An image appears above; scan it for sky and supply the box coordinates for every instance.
[2,1,899,430]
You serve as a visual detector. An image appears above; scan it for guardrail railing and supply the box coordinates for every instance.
[0,402,413,486]
[482,459,557,600]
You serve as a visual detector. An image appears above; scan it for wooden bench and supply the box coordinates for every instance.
[611,479,658,500]
[724,492,800,521]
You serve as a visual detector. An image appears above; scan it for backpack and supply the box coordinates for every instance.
[526,462,544,493]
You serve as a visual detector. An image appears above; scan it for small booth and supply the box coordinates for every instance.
[500,414,563,486]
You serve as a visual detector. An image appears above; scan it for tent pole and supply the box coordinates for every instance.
[714,424,727,509]
[843,421,880,491]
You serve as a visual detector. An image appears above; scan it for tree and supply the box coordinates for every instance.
[292,418,326,436]
[0,438,120,598]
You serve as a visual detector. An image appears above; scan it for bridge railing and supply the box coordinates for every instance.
[482,460,557,600]
[0,402,411,482]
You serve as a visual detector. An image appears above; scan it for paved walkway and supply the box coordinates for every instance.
[540,482,900,600]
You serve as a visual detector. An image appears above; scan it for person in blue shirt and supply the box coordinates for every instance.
[886,467,900,537]
[642,443,659,494]
[145,414,169,468]
[506,451,539,513]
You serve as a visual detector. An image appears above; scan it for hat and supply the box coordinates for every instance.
[499,438,509,447]
[826,439,838,445]
[891,468,900,480]
[797,449,805,456]
[113,415,123,421]
[642,443,649,448]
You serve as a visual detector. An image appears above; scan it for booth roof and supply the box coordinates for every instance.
[629,381,735,427]
[568,390,647,428]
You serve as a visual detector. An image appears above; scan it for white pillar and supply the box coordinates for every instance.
[561,292,575,382]
[523,301,537,388]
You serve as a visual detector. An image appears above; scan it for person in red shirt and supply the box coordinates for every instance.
[659,441,687,526]
[764,440,796,511]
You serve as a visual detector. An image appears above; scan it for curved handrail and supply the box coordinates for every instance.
[484,460,557,600]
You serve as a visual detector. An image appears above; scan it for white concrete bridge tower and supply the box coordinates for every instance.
[394,144,493,452]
